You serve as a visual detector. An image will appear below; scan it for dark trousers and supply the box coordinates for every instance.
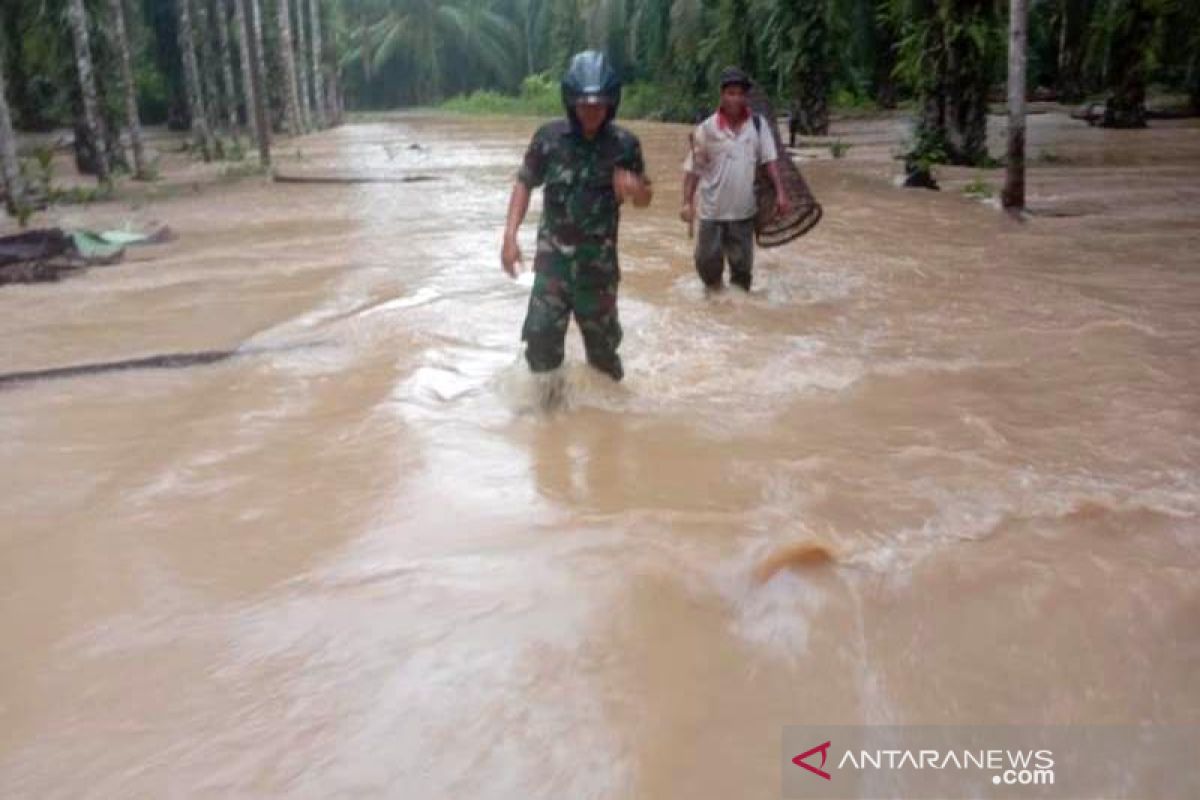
[695,218,756,291]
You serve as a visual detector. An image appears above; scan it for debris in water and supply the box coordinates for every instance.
[753,542,837,584]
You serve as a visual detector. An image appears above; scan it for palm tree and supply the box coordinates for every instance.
[276,0,305,133]
[294,0,315,129]
[1092,0,1155,128]
[1003,0,1028,211]
[0,57,25,217]
[1190,33,1199,114]
[196,0,224,137]
[759,0,832,135]
[626,0,671,78]
[891,0,1001,167]
[871,0,899,108]
[706,0,762,77]
[108,0,150,179]
[234,0,263,144]
[352,0,521,104]
[215,0,241,136]
[250,0,271,129]
[177,0,214,159]
[547,0,583,74]
[1054,0,1092,103]
[309,0,327,127]
[237,0,272,163]
[66,0,110,181]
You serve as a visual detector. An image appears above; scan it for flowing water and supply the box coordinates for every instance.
[1,111,1198,798]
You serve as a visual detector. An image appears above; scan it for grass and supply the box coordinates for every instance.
[441,79,909,125]
[441,73,562,118]
[217,162,268,181]
[962,176,994,199]
[442,74,705,122]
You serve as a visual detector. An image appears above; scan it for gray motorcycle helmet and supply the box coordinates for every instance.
[561,51,621,128]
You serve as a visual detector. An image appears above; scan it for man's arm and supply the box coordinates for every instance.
[681,128,702,222]
[614,132,653,208]
[765,160,792,218]
[681,171,699,223]
[501,181,531,276]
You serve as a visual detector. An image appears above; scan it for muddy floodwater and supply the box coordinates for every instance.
[1,110,1198,798]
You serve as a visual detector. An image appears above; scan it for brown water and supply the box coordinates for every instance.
[1,111,1198,798]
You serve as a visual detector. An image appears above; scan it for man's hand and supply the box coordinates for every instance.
[501,233,523,277]
[680,203,695,224]
[615,169,652,208]
[765,161,791,220]
[775,191,793,219]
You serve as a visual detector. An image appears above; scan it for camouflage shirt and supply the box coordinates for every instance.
[517,119,647,285]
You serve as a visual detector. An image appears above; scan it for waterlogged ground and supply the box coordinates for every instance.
[1,109,1198,798]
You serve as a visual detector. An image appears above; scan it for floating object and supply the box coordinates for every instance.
[753,542,837,584]
[69,231,127,262]
[1,228,122,284]
[87,223,175,246]
[272,172,440,185]
[1,223,173,286]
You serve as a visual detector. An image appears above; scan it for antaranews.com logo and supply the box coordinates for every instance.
[781,725,1199,799]
[792,739,1054,786]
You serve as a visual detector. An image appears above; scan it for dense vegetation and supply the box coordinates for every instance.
[0,0,1197,217]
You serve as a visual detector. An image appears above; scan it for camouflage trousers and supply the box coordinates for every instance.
[521,263,624,382]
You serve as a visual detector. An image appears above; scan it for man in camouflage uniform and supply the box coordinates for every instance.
[500,51,652,382]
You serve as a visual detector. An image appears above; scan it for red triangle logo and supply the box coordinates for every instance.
[792,740,832,780]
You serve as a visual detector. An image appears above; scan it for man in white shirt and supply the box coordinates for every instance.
[681,67,791,292]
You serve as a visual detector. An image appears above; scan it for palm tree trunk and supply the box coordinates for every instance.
[66,0,110,182]
[215,0,240,137]
[1056,0,1087,103]
[1003,0,1028,211]
[249,0,271,132]
[525,0,536,76]
[308,0,326,129]
[233,0,261,144]
[293,0,314,131]
[0,59,25,217]
[108,0,149,179]
[237,0,271,164]
[872,0,898,109]
[942,0,992,164]
[276,0,305,135]
[332,68,344,124]
[1101,0,1153,128]
[176,0,214,160]
[789,0,831,136]
[195,0,222,140]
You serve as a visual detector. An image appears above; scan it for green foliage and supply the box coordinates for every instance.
[903,122,947,172]
[831,86,876,110]
[3,0,1199,157]
[134,59,170,125]
[15,200,34,228]
[226,138,247,162]
[32,145,55,194]
[50,183,115,205]
[218,161,268,180]
[962,176,993,198]
[440,76,699,121]
[829,139,851,158]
